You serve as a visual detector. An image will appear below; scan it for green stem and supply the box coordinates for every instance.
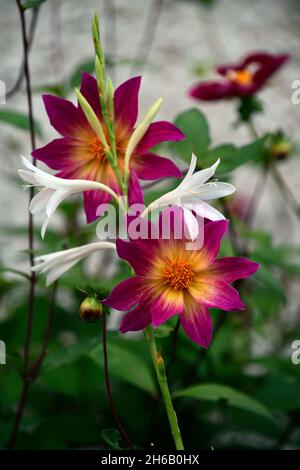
[145,327,184,450]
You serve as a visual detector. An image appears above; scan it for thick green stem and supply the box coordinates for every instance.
[145,327,184,450]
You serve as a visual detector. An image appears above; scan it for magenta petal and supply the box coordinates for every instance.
[79,72,101,118]
[189,81,235,101]
[209,257,260,283]
[132,152,181,180]
[42,94,84,137]
[116,237,158,276]
[32,137,80,170]
[83,189,112,224]
[151,294,181,327]
[180,303,212,348]
[103,276,144,310]
[202,220,228,266]
[114,76,141,130]
[119,296,152,333]
[136,121,184,154]
[128,170,144,205]
[199,280,245,311]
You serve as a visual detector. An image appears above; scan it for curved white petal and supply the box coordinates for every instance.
[193,201,225,221]
[183,182,235,201]
[183,208,199,241]
[188,159,220,189]
[30,189,53,214]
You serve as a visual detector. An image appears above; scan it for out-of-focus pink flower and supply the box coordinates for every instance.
[189,52,289,101]
[104,207,259,348]
[33,74,184,223]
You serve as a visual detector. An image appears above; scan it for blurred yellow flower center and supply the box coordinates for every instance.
[227,69,253,86]
[164,260,194,290]
[89,136,106,162]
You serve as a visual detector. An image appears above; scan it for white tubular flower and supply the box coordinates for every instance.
[32,241,116,286]
[18,156,119,238]
[143,154,235,240]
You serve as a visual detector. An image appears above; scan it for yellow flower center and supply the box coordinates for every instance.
[88,136,106,162]
[164,260,194,290]
[227,69,253,86]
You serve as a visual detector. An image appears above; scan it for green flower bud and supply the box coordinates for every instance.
[79,296,103,323]
[267,131,292,161]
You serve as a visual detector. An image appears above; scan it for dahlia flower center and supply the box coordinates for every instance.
[164,260,194,290]
[227,69,253,86]
[89,136,106,162]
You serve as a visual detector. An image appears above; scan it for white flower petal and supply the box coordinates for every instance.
[30,189,53,214]
[193,201,226,221]
[188,159,220,189]
[182,208,199,241]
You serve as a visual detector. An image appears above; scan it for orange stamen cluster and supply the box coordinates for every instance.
[227,69,253,86]
[89,136,106,162]
[164,260,194,290]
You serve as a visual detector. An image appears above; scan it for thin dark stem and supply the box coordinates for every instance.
[102,313,133,449]
[131,0,164,75]
[7,7,40,98]
[271,164,300,219]
[7,0,38,450]
[221,199,244,256]
[27,282,58,380]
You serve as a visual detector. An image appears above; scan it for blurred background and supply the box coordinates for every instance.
[0,0,300,450]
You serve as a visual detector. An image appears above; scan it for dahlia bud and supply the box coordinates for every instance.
[267,131,292,161]
[79,296,103,323]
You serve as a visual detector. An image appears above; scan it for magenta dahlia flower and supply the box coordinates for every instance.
[189,52,289,101]
[32,73,184,222]
[104,208,259,347]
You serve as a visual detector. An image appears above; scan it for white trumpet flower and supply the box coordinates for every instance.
[18,156,119,238]
[142,154,235,240]
[32,241,116,286]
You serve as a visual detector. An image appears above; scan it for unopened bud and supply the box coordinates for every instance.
[267,131,292,161]
[79,296,103,323]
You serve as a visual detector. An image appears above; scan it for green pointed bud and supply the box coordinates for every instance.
[125,97,163,172]
[267,132,292,161]
[92,14,101,58]
[75,88,109,152]
[106,78,115,120]
[79,296,103,323]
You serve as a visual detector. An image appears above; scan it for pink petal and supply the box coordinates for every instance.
[119,295,152,333]
[78,72,101,119]
[128,170,144,205]
[132,152,181,180]
[189,81,235,101]
[201,220,228,267]
[135,121,184,154]
[42,94,84,137]
[207,257,260,283]
[114,76,141,130]
[116,237,158,276]
[32,137,82,170]
[151,290,183,327]
[190,279,245,311]
[83,188,113,224]
[180,295,213,348]
[103,276,145,310]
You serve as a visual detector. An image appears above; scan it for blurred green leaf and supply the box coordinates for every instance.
[0,109,42,137]
[254,375,300,411]
[22,0,47,9]
[101,429,123,450]
[170,108,211,162]
[89,337,156,394]
[175,383,276,424]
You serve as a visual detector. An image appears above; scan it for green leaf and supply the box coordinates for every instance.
[101,429,123,450]
[89,337,156,395]
[22,0,47,10]
[0,109,42,137]
[203,138,266,174]
[174,383,276,424]
[170,108,211,162]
